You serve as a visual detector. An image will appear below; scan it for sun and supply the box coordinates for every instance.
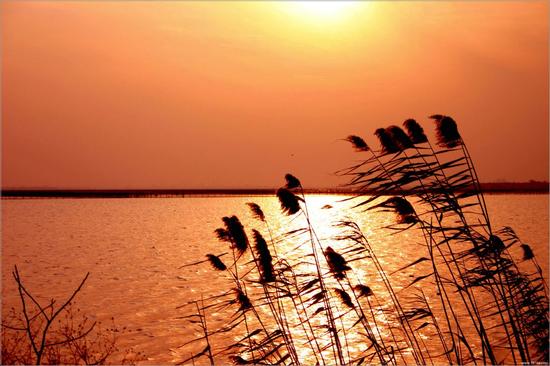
[283,1,363,24]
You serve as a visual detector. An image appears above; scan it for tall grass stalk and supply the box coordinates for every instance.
[180,114,548,365]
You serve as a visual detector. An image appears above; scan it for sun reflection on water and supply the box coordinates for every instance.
[176,194,451,364]
[183,193,533,364]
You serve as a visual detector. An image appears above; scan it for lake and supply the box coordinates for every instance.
[2,194,548,364]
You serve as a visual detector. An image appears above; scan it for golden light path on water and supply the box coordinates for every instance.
[2,194,548,364]
[182,194,422,365]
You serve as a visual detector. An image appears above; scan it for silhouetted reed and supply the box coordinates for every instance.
[222,216,249,256]
[234,289,253,312]
[276,188,302,215]
[340,114,548,365]
[206,254,227,271]
[246,202,265,222]
[375,128,400,154]
[403,119,428,144]
[369,196,417,224]
[334,288,354,309]
[345,135,370,152]
[324,246,351,280]
[386,126,413,150]
[431,114,462,148]
[180,115,548,366]
[354,284,373,298]
[284,173,301,190]
[521,243,535,261]
[252,230,275,283]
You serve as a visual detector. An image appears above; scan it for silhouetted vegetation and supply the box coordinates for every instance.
[180,115,548,365]
[1,266,143,365]
[2,183,548,199]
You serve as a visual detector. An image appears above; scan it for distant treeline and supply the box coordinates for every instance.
[1,182,548,199]
[479,181,549,193]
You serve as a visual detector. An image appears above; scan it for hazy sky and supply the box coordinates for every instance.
[2,1,548,189]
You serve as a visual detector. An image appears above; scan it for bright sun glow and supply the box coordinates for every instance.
[285,1,362,24]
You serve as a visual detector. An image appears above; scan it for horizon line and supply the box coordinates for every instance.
[2,180,549,191]
[2,182,549,198]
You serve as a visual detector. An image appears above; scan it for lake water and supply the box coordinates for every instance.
[2,194,548,364]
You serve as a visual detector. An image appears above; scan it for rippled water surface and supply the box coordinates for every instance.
[2,194,548,364]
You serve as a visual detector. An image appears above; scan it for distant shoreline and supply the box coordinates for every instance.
[1,182,548,199]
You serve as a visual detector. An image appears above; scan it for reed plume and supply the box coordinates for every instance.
[346,135,370,152]
[403,119,428,144]
[334,288,355,309]
[206,254,227,271]
[386,125,414,150]
[247,202,265,222]
[215,227,231,242]
[354,285,373,298]
[222,216,249,255]
[284,174,301,189]
[520,244,535,261]
[369,196,417,224]
[252,230,275,283]
[489,234,505,254]
[234,288,252,312]
[276,188,301,215]
[430,114,462,147]
[324,246,351,280]
[375,128,400,154]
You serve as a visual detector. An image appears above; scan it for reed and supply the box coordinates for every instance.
[180,115,548,365]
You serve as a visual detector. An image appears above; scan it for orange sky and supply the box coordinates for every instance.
[2,1,548,189]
